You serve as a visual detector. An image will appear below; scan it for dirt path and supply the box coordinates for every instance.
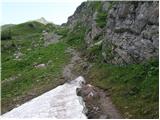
[62,48,87,81]
[63,48,122,119]
[96,87,122,118]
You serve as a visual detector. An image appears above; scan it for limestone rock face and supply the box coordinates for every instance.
[66,1,159,64]
[103,1,159,64]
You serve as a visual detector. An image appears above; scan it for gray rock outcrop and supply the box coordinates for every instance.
[66,1,159,64]
[102,1,159,64]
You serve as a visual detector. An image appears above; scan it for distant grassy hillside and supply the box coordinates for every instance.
[1,21,46,54]
[1,24,15,30]
[10,21,46,35]
[1,21,47,40]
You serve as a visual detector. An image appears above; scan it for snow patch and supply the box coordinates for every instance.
[2,76,87,119]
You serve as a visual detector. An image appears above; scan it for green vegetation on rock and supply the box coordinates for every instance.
[93,1,115,28]
[55,26,69,38]
[65,22,86,48]
[86,43,102,62]
[95,12,107,28]
[90,1,108,28]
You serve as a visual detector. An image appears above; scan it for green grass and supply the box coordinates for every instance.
[85,42,102,62]
[1,21,70,113]
[1,29,12,40]
[2,40,70,112]
[2,41,68,79]
[90,1,107,28]
[95,12,107,28]
[55,26,69,38]
[86,59,159,118]
[65,22,86,49]
[1,21,47,41]
[2,41,69,91]
[94,1,116,28]
[10,21,46,36]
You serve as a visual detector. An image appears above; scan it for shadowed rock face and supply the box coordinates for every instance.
[66,1,159,64]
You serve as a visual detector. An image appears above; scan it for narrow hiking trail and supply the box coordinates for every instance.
[63,48,85,81]
[62,48,122,119]
[2,37,121,118]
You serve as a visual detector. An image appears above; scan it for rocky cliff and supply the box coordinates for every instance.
[66,1,159,64]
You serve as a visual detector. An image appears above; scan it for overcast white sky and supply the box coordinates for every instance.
[1,0,86,25]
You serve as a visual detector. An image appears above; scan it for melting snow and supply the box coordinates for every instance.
[2,76,87,119]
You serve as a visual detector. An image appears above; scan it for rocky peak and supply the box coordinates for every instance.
[35,17,49,25]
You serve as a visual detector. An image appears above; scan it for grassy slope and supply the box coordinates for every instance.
[86,59,158,118]
[8,21,46,35]
[1,22,70,113]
